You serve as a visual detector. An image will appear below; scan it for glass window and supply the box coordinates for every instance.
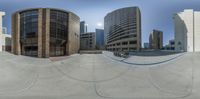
[20,10,38,56]
[50,10,68,56]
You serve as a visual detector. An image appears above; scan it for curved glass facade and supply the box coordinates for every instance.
[50,10,68,56]
[13,8,80,58]
[20,10,38,56]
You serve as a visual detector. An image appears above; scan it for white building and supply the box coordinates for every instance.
[0,12,11,52]
[2,27,11,51]
[174,9,200,52]
[0,11,5,52]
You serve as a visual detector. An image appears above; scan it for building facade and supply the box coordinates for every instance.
[2,27,7,34]
[95,29,104,50]
[164,40,175,50]
[0,11,6,52]
[149,30,163,50]
[143,43,149,49]
[80,21,87,34]
[174,9,200,52]
[1,27,12,52]
[80,32,96,50]
[0,13,11,52]
[12,8,80,58]
[104,7,141,52]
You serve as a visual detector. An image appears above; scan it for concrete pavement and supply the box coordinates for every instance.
[0,51,199,99]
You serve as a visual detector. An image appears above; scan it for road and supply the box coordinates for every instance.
[0,51,199,99]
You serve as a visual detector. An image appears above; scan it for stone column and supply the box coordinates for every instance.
[66,13,71,55]
[38,9,43,58]
[12,13,21,55]
[43,9,50,58]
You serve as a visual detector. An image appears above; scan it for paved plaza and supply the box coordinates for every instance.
[0,51,199,99]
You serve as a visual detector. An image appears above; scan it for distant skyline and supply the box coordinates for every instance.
[1,0,200,45]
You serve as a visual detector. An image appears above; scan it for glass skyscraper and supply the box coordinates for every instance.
[95,29,104,50]
[80,21,87,34]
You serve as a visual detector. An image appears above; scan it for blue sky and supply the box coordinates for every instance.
[1,0,200,45]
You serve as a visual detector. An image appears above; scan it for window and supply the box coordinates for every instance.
[20,10,38,39]
[50,10,68,56]
[50,10,68,40]
[130,41,137,44]
[122,42,128,45]
[20,10,39,56]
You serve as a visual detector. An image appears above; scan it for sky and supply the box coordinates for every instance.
[1,0,200,46]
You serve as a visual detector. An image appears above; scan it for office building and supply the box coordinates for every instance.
[164,39,175,50]
[168,39,175,50]
[12,8,80,58]
[95,29,104,50]
[0,13,11,52]
[2,28,11,52]
[2,27,7,34]
[149,30,163,50]
[143,43,149,49]
[80,32,96,50]
[80,21,87,34]
[174,9,200,52]
[104,7,141,52]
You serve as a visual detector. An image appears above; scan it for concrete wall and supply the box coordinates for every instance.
[67,13,80,55]
[184,10,194,52]
[174,14,186,51]
[194,12,200,52]
[174,9,200,52]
